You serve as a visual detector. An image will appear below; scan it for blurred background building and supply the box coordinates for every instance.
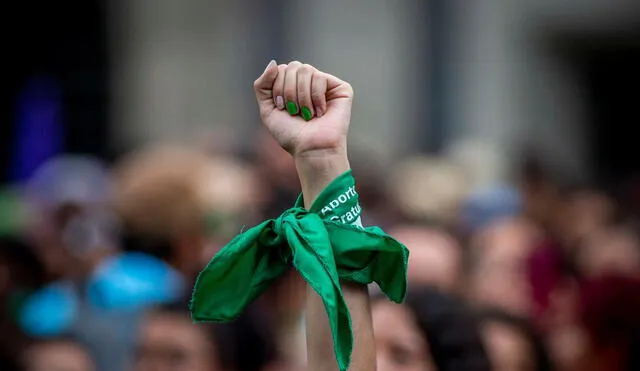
[4,0,638,184]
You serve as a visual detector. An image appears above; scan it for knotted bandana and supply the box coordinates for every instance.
[190,170,408,370]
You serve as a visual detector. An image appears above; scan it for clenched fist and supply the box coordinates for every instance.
[253,61,353,157]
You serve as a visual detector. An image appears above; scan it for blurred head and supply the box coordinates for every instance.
[465,217,539,316]
[388,225,462,291]
[24,155,116,280]
[477,309,553,371]
[134,303,278,371]
[114,145,259,277]
[134,305,220,371]
[23,337,95,371]
[553,187,615,249]
[372,286,491,371]
[575,221,640,278]
[387,156,470,225]
[460,184,523,236]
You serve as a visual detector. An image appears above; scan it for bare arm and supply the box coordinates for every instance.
[253,60,375,370]
[296,153,376,371]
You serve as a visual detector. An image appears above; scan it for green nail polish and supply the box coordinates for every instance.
[286,101,298,115]
[301,106,313,121]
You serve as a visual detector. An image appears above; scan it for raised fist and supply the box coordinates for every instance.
[253,61,353,157]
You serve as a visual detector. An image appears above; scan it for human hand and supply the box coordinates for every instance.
[253,60,353,159]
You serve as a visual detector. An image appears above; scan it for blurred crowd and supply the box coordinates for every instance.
[0,127,639,371]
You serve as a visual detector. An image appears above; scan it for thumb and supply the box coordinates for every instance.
[253,60,279,103]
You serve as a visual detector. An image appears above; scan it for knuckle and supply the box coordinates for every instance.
[343,82,354,95]
[288,60,302,68]
[299,64,314,75]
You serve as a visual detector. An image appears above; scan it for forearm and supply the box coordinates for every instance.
[296,153,375,371]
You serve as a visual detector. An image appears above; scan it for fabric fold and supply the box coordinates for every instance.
[190,170,408,371]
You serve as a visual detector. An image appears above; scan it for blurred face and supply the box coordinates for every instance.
[469,218,536,316]
[556,191,613,247]
[134,312,220,371]
[389,226,461,291]
[481,322,535,371]
[372,300,436,371]
[25,341,95,371]
[577,226,640,278]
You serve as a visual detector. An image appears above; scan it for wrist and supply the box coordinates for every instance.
[294,148,350,209]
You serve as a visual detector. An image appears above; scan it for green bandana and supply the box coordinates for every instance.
[190,170,408,370]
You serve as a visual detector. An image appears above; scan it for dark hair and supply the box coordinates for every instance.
[377,285,491,371]
[153,301,279,371]
[476,308,554,371]
[120,232,175,262]
[0,237,46,288]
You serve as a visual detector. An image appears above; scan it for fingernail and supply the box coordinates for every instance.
[286,101,298,115]
[276,96,285,109]
[264,60,276,73]
[315,107,323,118]
[301,106,313,121]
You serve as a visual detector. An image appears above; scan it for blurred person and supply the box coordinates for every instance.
[477,308,554,371]
[17,154,186,371]
[386,156,471,226]
[459,184,524,236]
[133,302,281,371]
[372,285,491,371]
[0,237,45,370]
[529,250,640,371]
[114,145,261,281]
[348,151,400,228]
[23,155,114,282]
[23,337,96,371]
[464,216,540,317]
[551,187,615,251]
[528,249,587,371]
[575,274,640,371]
[574,219,640,278]
[387,225,462,291]
[517,155,561,232]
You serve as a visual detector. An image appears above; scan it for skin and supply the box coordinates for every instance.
[388,226,462,291]
[467,217,536,317]
[25,341,96,371]
[481,322,536,371]
[371,300,436,371]
[253,60,374,370]
[133,312,221,371]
